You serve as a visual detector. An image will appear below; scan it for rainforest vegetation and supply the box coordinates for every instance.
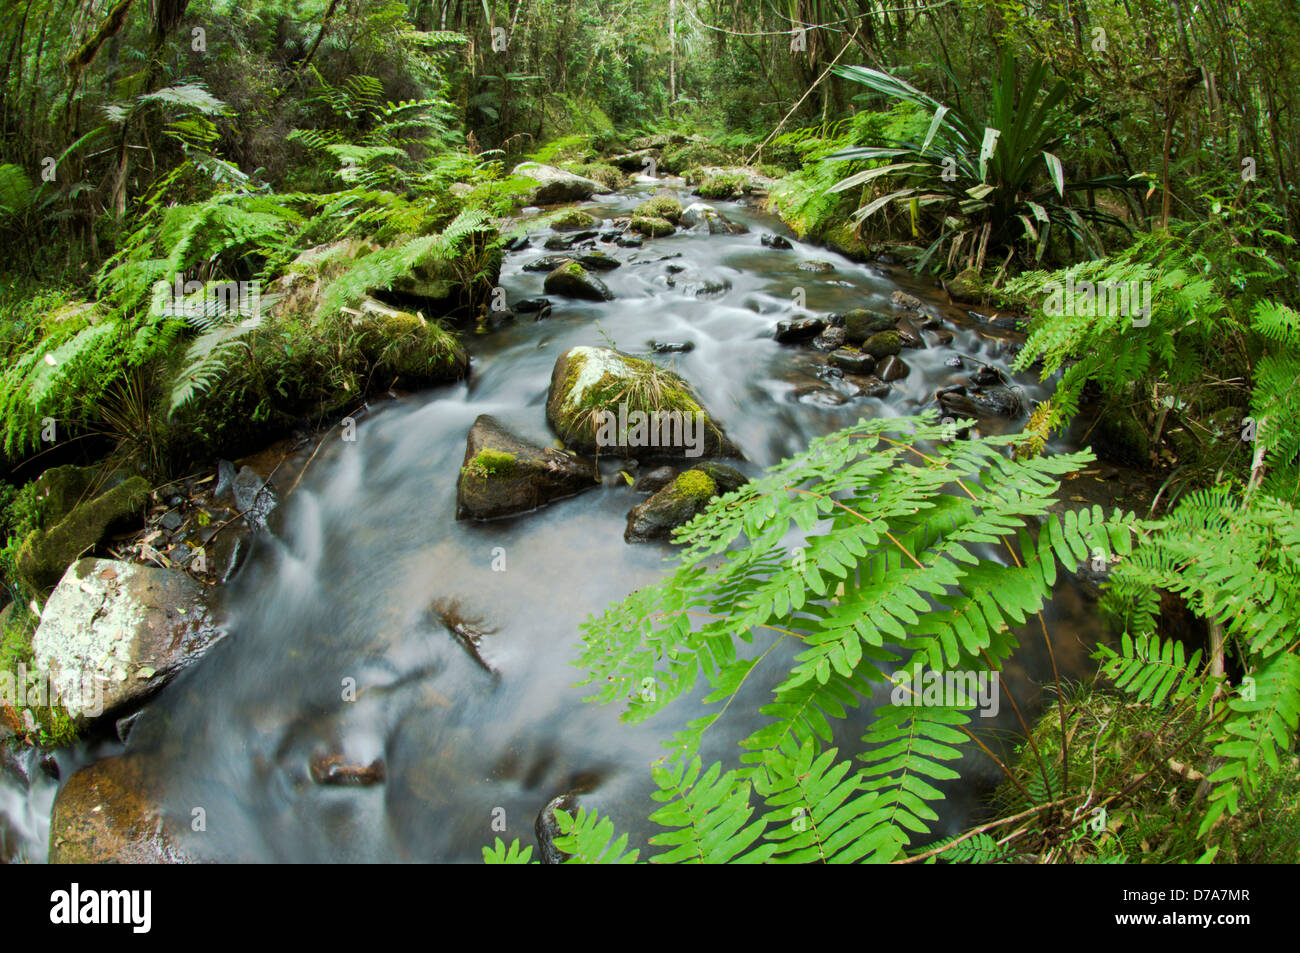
[1,0,1299,865]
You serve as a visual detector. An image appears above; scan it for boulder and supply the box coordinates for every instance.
[812,327,847,351]
[630,215,675,237]
[946,267,982,304]
[633,466,678,493]
[828,348,876,375]
[15,476,151,592]
[894,317,926,348]
[891,290,926,312]
[797,260,836,274]
[632,195,683,224]
[352,296,470,386]
[48,755,195,863]
[456,415,599,520]
[573,251,621,272]
[938,386,1021,419]
[761,233,793,250]
[536,793,580,864]
[551,208,597,231]
[688,462,749,494]
[862,330,903,359]
[546,346,738,459]
[843,309,896,343]
[543,261,614,301]
[31,559,219,722]
[513,162,612,205]
[774,315,826,344]
[877,355,911,382]
[523,254,579,273]
[679,202,736,234]
[625,469,718,543]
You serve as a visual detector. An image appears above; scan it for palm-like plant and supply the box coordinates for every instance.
[828,53,1131,272]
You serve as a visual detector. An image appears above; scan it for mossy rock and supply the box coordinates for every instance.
[1090,409,1151,469]
[659,141,729,175]
[545,346,739,459]
[697,172,745,200]
[354,297,470,386]
[456,415,599,520]
[565,162,627,190]
[15,476,151,592]
[843,309,897,343]
[551,207,598,231]
[633,194,683,224]
[630,215,675,237]
[542,260,614,301]
[947,267,983,304]
[624,469,717,543]
[862,330,902,359]
[823,223,871,262]
[28,466,97,527]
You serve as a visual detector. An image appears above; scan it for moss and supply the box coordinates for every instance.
[15,475,151,592]
[697,172,745,200]
[862,331,902,358]
[568,162,626,189]
[0,602,79,747]
[823,222,872,262]
[551,207,597,230]
[659,142,729,174]
[672,469,716,500]
[463,448,518,479]
[554,347,722,452]
[630,215,675,237]
[1091,408,1151,469]
[633,194,682,223]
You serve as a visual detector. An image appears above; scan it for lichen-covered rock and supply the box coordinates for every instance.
[543,260,614,301]
[843,309,896,343]
[545,346,738,459]
[797,260,836,274]
[624,469,717,543]
[891,290,926,312]
[48,755,195,863]
[812,327,847,351]
[31,559,218,721]
[456,415,599,520]
[15,476,151,592]
[513,162,612,205]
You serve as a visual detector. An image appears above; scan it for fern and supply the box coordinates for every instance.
[483,413,1140,863]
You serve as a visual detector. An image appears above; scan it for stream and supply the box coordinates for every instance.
[3,182,1113,863]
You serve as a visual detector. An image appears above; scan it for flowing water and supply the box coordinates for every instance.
[2,184,1112,863]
